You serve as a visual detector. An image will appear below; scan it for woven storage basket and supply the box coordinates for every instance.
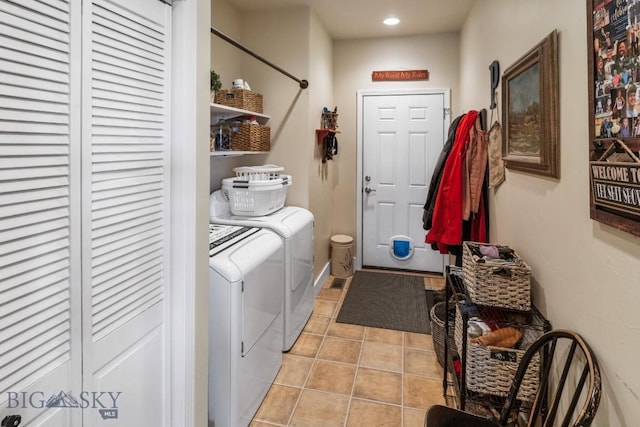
[321,112,339,129]
[231,123,270,151]
[462,241,531,311]
[454,302,541,401]
[430,295,462,367]
[215,89,263,113]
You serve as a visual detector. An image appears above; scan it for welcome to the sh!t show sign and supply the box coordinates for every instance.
[590,160,640,217]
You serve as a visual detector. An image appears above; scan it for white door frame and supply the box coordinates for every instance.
[355,88,451,270]
[169,0,211,426]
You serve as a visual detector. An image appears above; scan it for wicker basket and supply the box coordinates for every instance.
[215,89,263,113]
[454,302,541,401]
[462,241,531,311]
[430,295,461,367]
[231,123,270,151]
[321,112,338,129]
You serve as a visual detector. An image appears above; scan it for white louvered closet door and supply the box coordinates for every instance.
[0,0,82,425]
[82,0,171,426]
[0,0,171,425]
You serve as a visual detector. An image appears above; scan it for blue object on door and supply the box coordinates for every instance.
[388,235,414,260]
[394,240,410,258]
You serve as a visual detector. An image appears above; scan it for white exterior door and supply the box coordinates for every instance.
[0,0,170,425]
[361,92,446,272]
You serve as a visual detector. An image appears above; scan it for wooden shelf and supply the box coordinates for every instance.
[210,103,271,156]
[316,128,340,144]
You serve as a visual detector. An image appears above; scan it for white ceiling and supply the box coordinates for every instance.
[224,0,476,40]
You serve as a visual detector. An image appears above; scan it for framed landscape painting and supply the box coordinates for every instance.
[502,30,559,178]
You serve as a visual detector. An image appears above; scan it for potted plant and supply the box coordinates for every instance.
[210,69,222,102]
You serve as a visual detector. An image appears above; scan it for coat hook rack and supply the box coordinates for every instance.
[211,26,309,90]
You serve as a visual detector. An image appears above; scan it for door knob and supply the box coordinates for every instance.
[364,187,376,194]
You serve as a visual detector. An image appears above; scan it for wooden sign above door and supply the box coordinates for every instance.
[372,70,429,81]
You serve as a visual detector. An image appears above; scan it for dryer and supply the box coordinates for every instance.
[208,224,284,427]
[210,190,314,351]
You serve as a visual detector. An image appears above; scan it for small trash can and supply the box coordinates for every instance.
[330,234,354,278]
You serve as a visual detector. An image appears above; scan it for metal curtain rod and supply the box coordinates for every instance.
[211,26,309,90]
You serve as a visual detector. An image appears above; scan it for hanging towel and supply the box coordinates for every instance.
[487,121,505,188]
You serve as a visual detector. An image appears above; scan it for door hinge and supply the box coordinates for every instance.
[241,280,244,292]
[443,107,450,119]
[241,341,244,354]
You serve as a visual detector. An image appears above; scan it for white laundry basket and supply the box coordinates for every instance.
[222,174,292,216]
[233,164,284,181]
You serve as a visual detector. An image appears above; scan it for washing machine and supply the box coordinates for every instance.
[210,190,315,351]
[208,224,284,427]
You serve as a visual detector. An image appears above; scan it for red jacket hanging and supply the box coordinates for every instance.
[426,110,478,254]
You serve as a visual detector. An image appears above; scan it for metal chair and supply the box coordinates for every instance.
[425,329,602,427]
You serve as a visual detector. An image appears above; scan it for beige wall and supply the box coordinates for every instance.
[208,0,640,421]
[239,7,334,277]
[210,0,242,91]
[332,33,461,241]
[210,0,244,189]
[461,1,640,424]
[239,7,311,209]
[210,1,334,277]
[308,12,335,276]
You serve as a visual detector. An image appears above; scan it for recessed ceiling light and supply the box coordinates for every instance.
[383,17,400,26]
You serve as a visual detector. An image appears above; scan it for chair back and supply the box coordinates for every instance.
[499,329,601,427]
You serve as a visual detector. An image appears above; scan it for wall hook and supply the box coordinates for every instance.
[489,60,500,109]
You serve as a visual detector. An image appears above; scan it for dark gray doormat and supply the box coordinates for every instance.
[336,270,430,334]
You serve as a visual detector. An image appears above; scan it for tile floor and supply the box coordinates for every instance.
[250,271,447,427]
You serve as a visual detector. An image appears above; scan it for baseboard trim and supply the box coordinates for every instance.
[314,261,331,297]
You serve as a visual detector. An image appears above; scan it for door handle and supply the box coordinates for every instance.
[1,415,21,427]
[364,187,376,194]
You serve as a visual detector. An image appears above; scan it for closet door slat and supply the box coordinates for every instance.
[5,0,70,23]
[0,0,75,396]
[88,0,167,343]
[0,46,68,74]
